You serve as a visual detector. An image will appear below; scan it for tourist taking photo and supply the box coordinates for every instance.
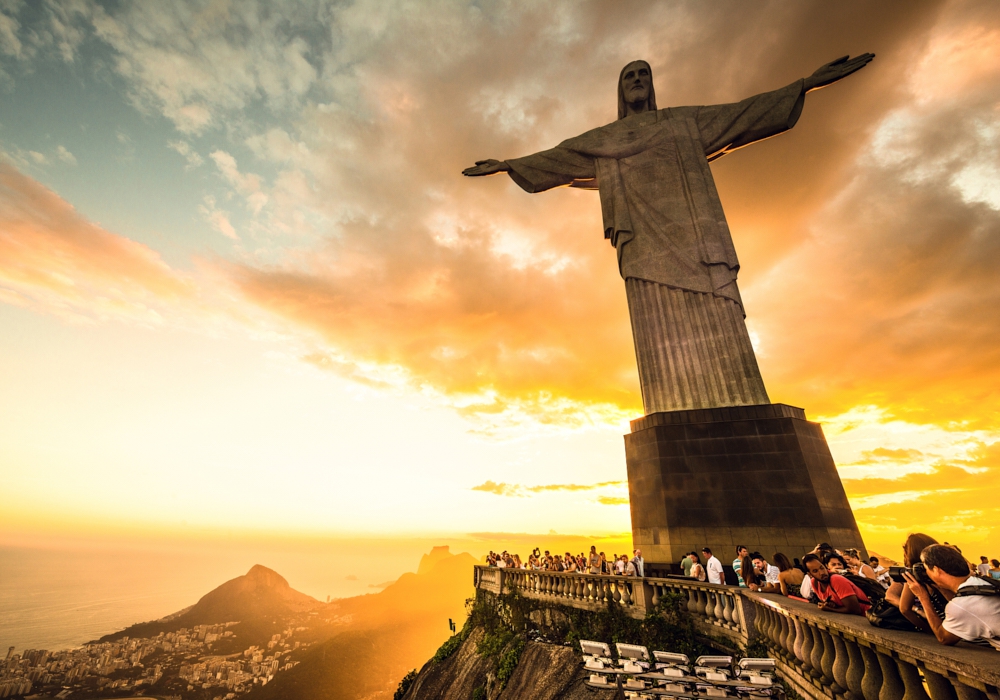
[903,545,1000,650]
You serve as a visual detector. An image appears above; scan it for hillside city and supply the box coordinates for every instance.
[0,622,309,700]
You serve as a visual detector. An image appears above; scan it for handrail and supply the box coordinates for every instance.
[473,565,1000,700]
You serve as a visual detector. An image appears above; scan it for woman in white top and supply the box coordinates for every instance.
[588,546,601,574]
[615,555,626,575]
[690,554,707,582]
[844,548,885,588]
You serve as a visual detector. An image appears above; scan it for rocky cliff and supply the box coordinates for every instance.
[400,590,709,700]
[401,625,604,700]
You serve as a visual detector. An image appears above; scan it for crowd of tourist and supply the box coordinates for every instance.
[483,536,1000,652]
[699,536,1000,652]
[485,546,645,577]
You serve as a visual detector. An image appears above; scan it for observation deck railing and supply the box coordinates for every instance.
[473,565,1000,700]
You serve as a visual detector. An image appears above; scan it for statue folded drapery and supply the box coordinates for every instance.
[463,55,873,415]
[505,80,805,413]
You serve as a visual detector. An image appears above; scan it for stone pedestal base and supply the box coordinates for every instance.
[625,404,866,573]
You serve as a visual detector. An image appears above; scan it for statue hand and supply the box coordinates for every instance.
[805,53,875,92]
[462,159,510,177]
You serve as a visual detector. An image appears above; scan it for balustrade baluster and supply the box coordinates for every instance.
[712,591,724,622]
[808,624,825,680]
[877,650,906,700]
[721,593,734,624]
[650,582,660,608]
[859,644,883,700]
[951,681,987,700]
[778,613,794,662]
[844,635,866,700]
[770,609,785,654]
[819,627,844,694]
[896,659,931,700]
[831,633,851,699]
[921,668,958,700]
[798,618,814,671]
[755,605,769,638]
[767,608,785,653]
[792,618,808,669]
[687,588,699,614]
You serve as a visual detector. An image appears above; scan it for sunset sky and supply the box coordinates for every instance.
[2,0,998,561]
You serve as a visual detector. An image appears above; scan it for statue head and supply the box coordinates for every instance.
[618,60,656,120]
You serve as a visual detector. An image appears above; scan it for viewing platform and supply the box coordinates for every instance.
[473,566,1000,700]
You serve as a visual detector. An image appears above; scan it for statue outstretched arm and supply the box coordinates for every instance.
[698,53,874,161]
[463,147,596,193]
[804,53,875,92]
[462,159,509,176]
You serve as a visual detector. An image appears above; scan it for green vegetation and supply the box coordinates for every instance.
[463,586,709,693]
[558,592,709,660]
[495,635,525,690]
[466,589,530,691]
[430,630,467,664]
[393,669,417,700]
[476,625,513,658]
[471,686,486,700]
[738,636,771,661]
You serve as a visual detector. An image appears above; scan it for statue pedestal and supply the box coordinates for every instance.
[625,403,867,574]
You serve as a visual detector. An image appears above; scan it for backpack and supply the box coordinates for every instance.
[843,573,887,603]
[867,599,918,632]
[956,577,1000,597]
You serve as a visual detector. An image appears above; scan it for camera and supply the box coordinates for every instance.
[887,563,933,585]
[908,562,933,585]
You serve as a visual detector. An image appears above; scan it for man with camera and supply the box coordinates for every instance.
[903,544,1000,650]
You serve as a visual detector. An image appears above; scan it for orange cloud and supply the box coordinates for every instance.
[6,0,994,549]
[597,496,629,506]
[471,481,523,497]
[471,480,625,497]
[0,161,192,322]
[859,448,925,463]
[212,1,959,429]
[845,440,1000,556]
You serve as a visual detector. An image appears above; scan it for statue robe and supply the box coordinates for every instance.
[505,80,807,414]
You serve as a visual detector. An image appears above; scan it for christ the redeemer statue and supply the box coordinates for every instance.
[464,55,873,415]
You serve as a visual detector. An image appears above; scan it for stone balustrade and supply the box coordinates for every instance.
[472,565,1000,700]
[749,594,1000,700]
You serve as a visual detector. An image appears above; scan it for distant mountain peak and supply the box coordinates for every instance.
[99,564,320,644]
[417,546,452,575]
[245,564,289,587]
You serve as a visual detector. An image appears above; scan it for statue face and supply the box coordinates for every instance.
[621,61,651,105]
